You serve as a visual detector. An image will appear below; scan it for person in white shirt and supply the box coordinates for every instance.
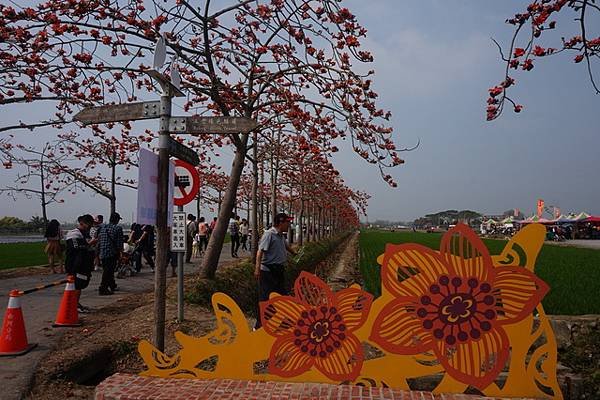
[240,218,249,251]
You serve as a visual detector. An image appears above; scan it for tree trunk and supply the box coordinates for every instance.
[287,186,293,244]
[259,162,264,231]
[200,134,250,279]
[110,159,116,214]
[317,206,322,241]
[39,156,48,224]
[251,131,259,263]
[299,194,304,246]
[246,199,250,223]
[307,201,312,242]
[270,176,277,225]
[196,193,201,220]
[270,139,280,225]
[266,197,270,228]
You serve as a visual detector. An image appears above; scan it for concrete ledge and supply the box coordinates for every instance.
[95,373,494,399]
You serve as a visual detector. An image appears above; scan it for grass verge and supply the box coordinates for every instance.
[187,232,351,318]
[0,241,48,270]
[359,230,600,315]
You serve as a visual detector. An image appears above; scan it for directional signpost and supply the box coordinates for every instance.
[168,137,199,166]
[169,116,258,134]
[72,64,257,350]
[73,101,161,125]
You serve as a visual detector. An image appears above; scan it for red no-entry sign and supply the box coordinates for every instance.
[173,160,200,206]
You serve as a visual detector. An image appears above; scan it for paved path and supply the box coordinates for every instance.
[98,373,506,400]
[0,243,241,400]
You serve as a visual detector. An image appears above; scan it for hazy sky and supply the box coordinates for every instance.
[1,1,599,224]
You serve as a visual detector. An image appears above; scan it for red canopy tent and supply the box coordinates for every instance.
[583,216,600,223]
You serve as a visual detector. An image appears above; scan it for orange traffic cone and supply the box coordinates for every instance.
[0,290,37,356]
[53,276,82,327]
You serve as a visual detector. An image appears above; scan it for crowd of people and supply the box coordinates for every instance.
[41,212,256,313]
[182,213,250,260]
[41,210,303,332]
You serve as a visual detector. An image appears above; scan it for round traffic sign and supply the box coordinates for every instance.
[173,160,200,206]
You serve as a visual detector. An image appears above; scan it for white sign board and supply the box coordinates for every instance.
[171,212,187,252]
[136,148,175,226]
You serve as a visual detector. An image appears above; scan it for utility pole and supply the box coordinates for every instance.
[154,80,172,352]
[177,202,184,323]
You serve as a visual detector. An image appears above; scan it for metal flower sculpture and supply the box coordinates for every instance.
[260,272,373,381]
[138,224,561,398]
[370,224,549,389]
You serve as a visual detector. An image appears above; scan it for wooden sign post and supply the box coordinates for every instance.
[73,101,161,125]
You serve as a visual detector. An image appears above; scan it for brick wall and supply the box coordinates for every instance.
[95,373,508,400]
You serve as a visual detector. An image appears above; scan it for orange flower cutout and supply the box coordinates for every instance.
[260,271,373,381]
[370,224,549,389]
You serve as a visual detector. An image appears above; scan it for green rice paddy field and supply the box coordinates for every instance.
[0,234,233,270]
[0,242,48,270]
[359,230,600,315]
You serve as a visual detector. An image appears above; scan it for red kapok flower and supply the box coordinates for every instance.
[513,48,526,58]
[260,271,373,381]
[369,224,548,389]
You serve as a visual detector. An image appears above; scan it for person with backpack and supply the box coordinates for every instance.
[98,212,124,295]
[64,214,95,313]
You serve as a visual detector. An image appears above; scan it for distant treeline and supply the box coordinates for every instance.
[414,210,482,228]
[0,216,47,235]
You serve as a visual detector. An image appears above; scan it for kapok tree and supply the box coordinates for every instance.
[0,138,71,223]
[1,0,404,279]
[51,126,146,214]
[183,0,405,278]
[488,0,599,120]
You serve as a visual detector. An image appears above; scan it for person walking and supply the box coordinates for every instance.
[135,224,155,272]
[128,223,143,271]
[197,217,209,254]
[254,213,296,329]
[185,214,197,263]
[208,217,217,239]
[228,213,240,258]
[240,218,249,251]
[44,219,64,274]
[90,215,104,271]
[65,214,95,313]
[98,212,124,295]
